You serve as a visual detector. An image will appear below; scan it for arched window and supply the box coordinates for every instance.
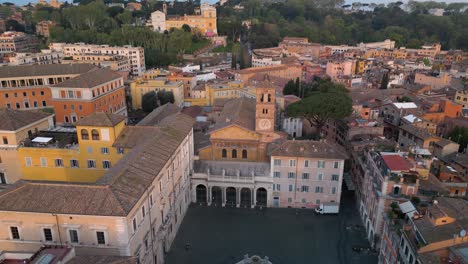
[81,129,89,140]
[232,149,237,159]
[222,149,227,158]
[91,129,100,140]
[242,149,247,159]
[268,94,272,102]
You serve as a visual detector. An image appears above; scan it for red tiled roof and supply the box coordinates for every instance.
[382,155,411,171]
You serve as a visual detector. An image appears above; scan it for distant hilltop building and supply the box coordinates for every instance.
[37,0,61,8]
[150,2,217,36]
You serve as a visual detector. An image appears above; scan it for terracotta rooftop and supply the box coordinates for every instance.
[53,67,122,88]
[112,126,160,148]
[75,112,126,127]
[211,97,256,132]
[269,140,348,159]
[0,64,96,79]
[137,103,180,126]
[381,154,411,171]
[0,108,53,131]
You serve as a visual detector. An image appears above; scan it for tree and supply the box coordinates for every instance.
[283,80,298,96]
[447,126,468,152]
[287,83,352,134]
[141,91,158,112]
[182,24,191,32]
[5,20,25,32]
[380,72,389,89]
[157,90,175,105]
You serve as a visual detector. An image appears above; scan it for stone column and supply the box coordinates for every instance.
[207,186,212,206]
[236,188,240,208]
[252,188,256,208]
[222,187,226,207]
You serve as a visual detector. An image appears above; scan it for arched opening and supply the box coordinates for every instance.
[240,188,251,207]
[232,149,237,159]
[268,94,271,102]
[91,129,100,140]
[81,129,89,140]
[256,188,267,207]
[226,187,236,207]
[211,186,222,206]
[221,149,227,158]
[196,184,207,204]
[242,149,247,159]
[393,186,401,195]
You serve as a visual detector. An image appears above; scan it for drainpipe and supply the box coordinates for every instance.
[53,214,63,245]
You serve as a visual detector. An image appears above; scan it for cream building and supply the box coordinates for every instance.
[0,109,54,184]
[0,112,195,264]
[61,54,131,75]
[129,78,184,109]
[49,43,145,76]
[454,90,468,108]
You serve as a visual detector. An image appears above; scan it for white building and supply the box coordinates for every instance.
[151,11,166,33]
[282,117,303,138]
[6,50,63,66]
[357,39,395,50]
[252,56,282,68]
[50,43,146,76]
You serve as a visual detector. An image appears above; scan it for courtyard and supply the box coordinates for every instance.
[165,190,377,264]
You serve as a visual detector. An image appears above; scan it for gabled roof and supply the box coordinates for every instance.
[53,67,121,88]
[0,109,53,131]
[0,113,195,216]
[75,112,125,127]
[137,103,180,126]
[0,64,96,79]
[211,97,256,132]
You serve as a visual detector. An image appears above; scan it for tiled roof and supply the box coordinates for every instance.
[75,112,126,127]
[112,126,160,148]
[137,103,179,126]
[381,154,411,171]
[211,97,256,132]
[53,67,122,88]
[0,64,96,79]
[67,256,138,264]
[0,109,53,131]
[0,112,195,216]
[399,124,437,140]
[269,140,348,159]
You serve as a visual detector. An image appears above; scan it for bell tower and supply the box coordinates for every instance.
[255,75,276,133]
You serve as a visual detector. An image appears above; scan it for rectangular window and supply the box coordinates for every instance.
[274,159,281,166]
[43,228,53,241]
[87,160,96,168]
[117,148,125,154]
[315,186,323,193]
[302,173,309,179]
[70,104,75,110]
[103,160,111,169]
[96,231,105,245]
[273,171,281,178]
[40,157,47,167]
[318,160,325,168]
[150,194,154,207]
[289,184,293,192]
[301,198,306,203]
[142,206,146,218]
[101,147,109,154]
[288,198,292,203]
[273,184,281,191]
[304,160,309,167]
[55,159,63,167]
[25,157,32,167]
[2,136,7,144]
[68,90,74,98]
[318,173,323,180]
[288,172,295,178]
[332,187,336,194]
[132,218,137,233]
[334,161,339,169]
[70,159,79,168]
[302,186,309,192]
[42,101,46,107]
[289,160,296,167]
[10,226,20,239]
[69,230,79,243]
[332,175,339,181]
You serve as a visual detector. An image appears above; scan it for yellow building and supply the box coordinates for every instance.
[454,90,468,108]
[18,113,127,182]
[0,109,54,184]
[129,77,184,109]
[151,3,217,35]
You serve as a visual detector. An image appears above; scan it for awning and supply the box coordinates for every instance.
[32,137,53,143]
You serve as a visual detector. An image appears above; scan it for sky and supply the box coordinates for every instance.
[2,0,467,7]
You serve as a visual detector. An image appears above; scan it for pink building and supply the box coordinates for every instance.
[325,60,355,81]
[269,140,347,209]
